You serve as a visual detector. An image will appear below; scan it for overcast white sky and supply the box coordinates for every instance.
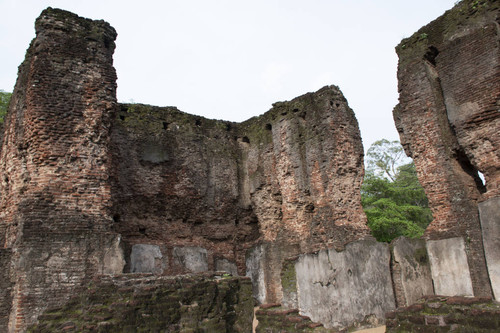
[0,0,457,150]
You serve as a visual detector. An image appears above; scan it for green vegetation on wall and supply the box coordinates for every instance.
[362,140,432,242]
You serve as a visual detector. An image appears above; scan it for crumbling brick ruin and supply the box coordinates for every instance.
[0,7,376,333]
[0,0,499,332]
[394,0,500,301]
[0,9,123,333]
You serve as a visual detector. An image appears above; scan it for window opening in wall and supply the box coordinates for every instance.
[424,46,439,66]
[455,148,486,194]
[478,171,486,186]
[362,139,433,242]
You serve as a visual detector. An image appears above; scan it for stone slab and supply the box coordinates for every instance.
[102,235,125,274]
[479,197,500,301]
[173,246,208,273]
[130,244,165,274]
[215,258,238,276]
[426,237,473,296]
[295,240,395,330]
[245,244,267,304]
[391,237,434,306]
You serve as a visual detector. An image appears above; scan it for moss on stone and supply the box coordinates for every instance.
[396,0,499,66]
[28,274,253,333]
[281,259,297,295]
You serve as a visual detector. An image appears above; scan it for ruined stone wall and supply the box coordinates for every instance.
[27,273,254,333]
[0,8,123,332]
[240,88,370,303]
[386,296,500,332]
[110,86,370,305]
[0,7,370,331]
[110,104,259,276]
[394,0,499,298]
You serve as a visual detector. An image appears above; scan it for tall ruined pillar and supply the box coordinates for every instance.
[394,0,499,299]
[0,8,123,332]
[241,86,371,303]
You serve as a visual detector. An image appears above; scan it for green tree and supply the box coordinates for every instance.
[362,140,432,242]
[365,139,410,181]
[0,90,12,124]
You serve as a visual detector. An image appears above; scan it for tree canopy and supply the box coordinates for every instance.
[362,140,432,242]
[0,90,12,123]
[365,139,411,181]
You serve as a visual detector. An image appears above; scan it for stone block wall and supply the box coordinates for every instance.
[386,296,500,332]
[479,197,500,300]
[255,304,332,333]
[394,0,499,298]
[427,237,474,296]
[294,240,395,330]
[27,273,254,332]
[256,240,395,331]
[391,237,433,308]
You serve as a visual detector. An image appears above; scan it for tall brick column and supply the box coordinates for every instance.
[394,0,499,298]
[0,8,123,332]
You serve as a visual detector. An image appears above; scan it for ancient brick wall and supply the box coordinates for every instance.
[0,7,369,331]
[110,86,370,304]
[0,249,13,332]
[394,0,499,297]
[0,8,123,332]
[110,104,260,276]
[240,86,369,251]
[240,87,370,303]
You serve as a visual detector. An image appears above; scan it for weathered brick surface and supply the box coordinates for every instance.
[0,7,370,330]
[386,296,500,332]
[110,86,370,303]
[0,249,13,332]
[27,273,254,333]
[394,0,499,297]
[110,104,260,277]
[0,8,121,332]
[238,87,370,303]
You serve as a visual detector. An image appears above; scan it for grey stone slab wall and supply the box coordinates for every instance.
[427,237,473,296]
[479,197,500,301]
[130,244,165,274]
[294,240,395,330]
[391,237,434,307]
[245,244,267,304]
[173,246,208,273]
[215,258,239,276]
